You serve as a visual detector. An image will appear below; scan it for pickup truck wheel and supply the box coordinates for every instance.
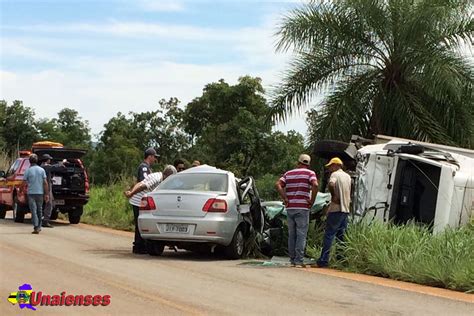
[0,204,6,219]
[13,196,25,223]
[68,206,83,224]
[146,241,165,256]
[225,227,245,259]
[50,209,59,220]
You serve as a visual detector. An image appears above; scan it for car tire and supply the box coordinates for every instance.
[225,227,245,259]
[13,195,25,223]
[0,204,6,219]
[146,241,165,256]
[68,206,83,224]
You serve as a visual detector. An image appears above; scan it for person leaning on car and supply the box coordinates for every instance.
[40,154,67,228]
[275,154,318,268]
[128,148,159,254]
[125,165,177,198]
[23,154,49,234]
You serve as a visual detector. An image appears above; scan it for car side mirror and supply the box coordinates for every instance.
[0,171,5,178]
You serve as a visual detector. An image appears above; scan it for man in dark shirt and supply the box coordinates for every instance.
[40,154,66,228]
[129,148,159,254]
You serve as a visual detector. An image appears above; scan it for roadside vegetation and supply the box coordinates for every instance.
[82,178,134,231]
[308,221,474,293]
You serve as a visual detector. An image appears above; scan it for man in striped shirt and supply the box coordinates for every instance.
[276,154,318,267]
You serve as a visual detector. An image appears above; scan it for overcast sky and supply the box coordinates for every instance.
[0,0,310,140]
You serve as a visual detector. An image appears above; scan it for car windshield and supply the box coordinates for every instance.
[158,173,228,192]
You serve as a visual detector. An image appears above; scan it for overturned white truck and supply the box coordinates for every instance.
[315,135,474,232]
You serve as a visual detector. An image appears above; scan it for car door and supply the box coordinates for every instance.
[238,177,264,233]
[0,159,22,206]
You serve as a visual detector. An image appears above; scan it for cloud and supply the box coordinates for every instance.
[135,0,185,12]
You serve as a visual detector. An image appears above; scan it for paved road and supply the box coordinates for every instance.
[1,216,472,315]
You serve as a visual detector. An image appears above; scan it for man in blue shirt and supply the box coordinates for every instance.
[23,154,49,234]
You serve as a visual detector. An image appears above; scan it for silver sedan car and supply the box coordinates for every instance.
[138,165,264,259]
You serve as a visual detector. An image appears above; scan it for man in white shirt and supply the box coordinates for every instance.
[317,157,352,267]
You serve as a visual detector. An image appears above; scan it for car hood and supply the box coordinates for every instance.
[33,148,87,159]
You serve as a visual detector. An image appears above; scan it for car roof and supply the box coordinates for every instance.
[179,164,231,176]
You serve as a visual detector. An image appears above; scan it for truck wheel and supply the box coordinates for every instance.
[225,227,245,259]
[50,209,59,220]
[146,241,165,256]
[13,196,25,223]
[68,206,83,224]
[0,204,6,219]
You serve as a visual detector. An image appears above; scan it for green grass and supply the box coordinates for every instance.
[83,178,134,231]
[307,221,474,293]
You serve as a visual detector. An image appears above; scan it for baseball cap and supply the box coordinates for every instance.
[144,148,160,158]
[325,157,343,167]
[41,154,53,160]
[298,154,311,166]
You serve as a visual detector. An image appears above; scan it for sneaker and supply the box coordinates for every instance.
[295,263,306,268]
[290,263,296,267]
[32,230,39,234]
[42,222,54,228]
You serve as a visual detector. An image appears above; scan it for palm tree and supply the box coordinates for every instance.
[272,0,473,148]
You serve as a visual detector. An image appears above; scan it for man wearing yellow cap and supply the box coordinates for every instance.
[317,157,351,267]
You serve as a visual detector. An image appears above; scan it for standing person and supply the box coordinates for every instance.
[275,154,318,267]
[317,157,351,268]
[174,159,186,172]
[40,154,66,228]
[23,154,49,234]
[191,160,201,167]
[129,148,159,254]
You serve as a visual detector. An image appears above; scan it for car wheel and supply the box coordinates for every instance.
[68,206,83,224]
[13,196,25,223]
[225,227,245,259]
[0,204,6,219]
[146,240,165,256]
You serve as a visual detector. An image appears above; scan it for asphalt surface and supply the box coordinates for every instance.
[1,215,473,315]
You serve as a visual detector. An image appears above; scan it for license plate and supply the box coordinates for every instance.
[54,199,65,206]
[52,176,62,185]
[164,224,189,233]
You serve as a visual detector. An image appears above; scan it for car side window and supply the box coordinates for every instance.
[6,160,21,177]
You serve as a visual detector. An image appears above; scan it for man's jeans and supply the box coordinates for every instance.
[43,186,54,222]
[317,211,348,267]
[28,194,44,230]
[287,209,310,264]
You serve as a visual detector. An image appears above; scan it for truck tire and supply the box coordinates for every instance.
[146,241,165,256]
[224,227,245,259]
[0,204,6,219]
[13,195,25,223]
[68,206,83,224]
[50,209,59,220]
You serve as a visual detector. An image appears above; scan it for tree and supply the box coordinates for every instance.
[89,98,190,184]
[0,100,39,154]
[272,0,474,148]
[182,76,272,176]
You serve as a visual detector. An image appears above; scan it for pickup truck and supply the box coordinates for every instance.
[0,142,90,224]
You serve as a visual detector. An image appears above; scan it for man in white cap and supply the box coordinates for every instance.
[317,157,351,267]
[276,154,318,267]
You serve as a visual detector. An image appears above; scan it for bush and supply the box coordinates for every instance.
[82,177,135,231]
[256,174,280,201]
[306,221,474,292]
